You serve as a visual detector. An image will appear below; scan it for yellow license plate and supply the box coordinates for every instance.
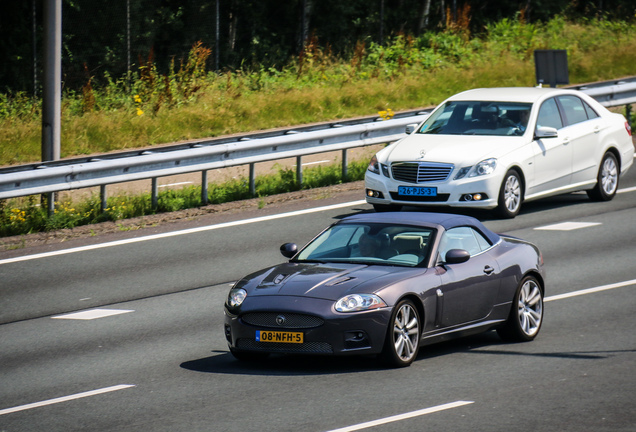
[256,330,304,344]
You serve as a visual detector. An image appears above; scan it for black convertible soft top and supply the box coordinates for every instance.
[341,212,501,245]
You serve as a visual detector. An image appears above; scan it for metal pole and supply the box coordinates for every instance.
[296,156,303,188]
[42,0,62,216]
[100,185,107,212]
[201,170,208,205]
[42,0,61,162]
[249,163,256,197]
[341,149,348,182]
[151,178,158,210]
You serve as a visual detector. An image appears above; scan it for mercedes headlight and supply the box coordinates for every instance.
[367,155,380,174]
[335,294,386,312]
[470,158,497,177]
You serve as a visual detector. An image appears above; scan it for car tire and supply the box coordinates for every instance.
[229,348,269,362]
[373,203,403,212]
[496,170,523,219]
[380,299,420,367]
[587,152,619,201]
[497,275,544,342]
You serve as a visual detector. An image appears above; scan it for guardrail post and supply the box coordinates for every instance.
[201,170,208,205]
[342,149,348,181]
[43,193,55,216]
[151,178,158,210]
[627,104,633,131]
[249,163,256,197]
[100,185,107,212]
[296,156,303,187]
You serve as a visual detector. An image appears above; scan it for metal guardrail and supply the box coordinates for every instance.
[0,111,431,201]
[1,77,635,204]
[569,76,636,108]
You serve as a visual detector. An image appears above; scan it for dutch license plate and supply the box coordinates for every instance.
[398,186,437,197]
[256,330,304,344]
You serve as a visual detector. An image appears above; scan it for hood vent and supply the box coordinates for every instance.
[325,276,356,286]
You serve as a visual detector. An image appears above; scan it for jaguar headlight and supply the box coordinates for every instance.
[227,288,247,308]
[335,294,386,312]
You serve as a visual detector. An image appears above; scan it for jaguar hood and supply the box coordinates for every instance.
[239,262,425,301]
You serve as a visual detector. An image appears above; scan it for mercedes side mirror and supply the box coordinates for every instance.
[534,126,558,139]
[405,124,418,134]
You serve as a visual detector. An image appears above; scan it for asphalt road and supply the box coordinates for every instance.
[1,162,635,432]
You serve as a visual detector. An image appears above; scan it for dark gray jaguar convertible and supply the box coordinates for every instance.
[224,212,545,367]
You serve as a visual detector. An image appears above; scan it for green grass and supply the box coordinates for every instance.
[1,16,635,238]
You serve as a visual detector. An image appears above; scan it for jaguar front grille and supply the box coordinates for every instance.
[241,312,324,329]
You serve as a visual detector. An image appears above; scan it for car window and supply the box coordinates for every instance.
[438,227,491,260]
[418,101,532,136]
[300,225,362,257]
[296,223,434,267]
[583,99,599,119]
[536,97,563,130]
[557,95,590,125]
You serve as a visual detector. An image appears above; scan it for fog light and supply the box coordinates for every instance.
[366,189,384,198]
[461,193,487,202]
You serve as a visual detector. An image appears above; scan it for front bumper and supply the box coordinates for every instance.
[224,295,392,356]
[364,170,502,209]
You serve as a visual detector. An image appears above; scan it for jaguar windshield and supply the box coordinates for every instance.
[295,223,434,267]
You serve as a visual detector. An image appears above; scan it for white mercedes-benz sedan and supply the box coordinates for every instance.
[365,87,633,218]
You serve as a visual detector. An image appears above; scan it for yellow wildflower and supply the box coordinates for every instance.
[378,109,395,120]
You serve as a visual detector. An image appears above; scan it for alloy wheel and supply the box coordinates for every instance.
[392,302,420,362]
[600,156,618,196]
[504,174,521,213]
[516,278,543,337]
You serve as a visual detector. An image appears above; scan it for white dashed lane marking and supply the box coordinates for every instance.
[326,401,475,432]
[52,309,134,320]
[535,221,601,231]
[0,385,135,416]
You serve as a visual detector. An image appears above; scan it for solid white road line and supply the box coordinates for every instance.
[0,200,367,266]
[0,384,135,416]
[545,278,636,302]
[617,185,636,194]
[51,309,134,320]
[326,401,474,432]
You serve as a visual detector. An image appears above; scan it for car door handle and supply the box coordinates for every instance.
[562,137,570,145]
[483,265,495,275]
[593,126,600,134]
